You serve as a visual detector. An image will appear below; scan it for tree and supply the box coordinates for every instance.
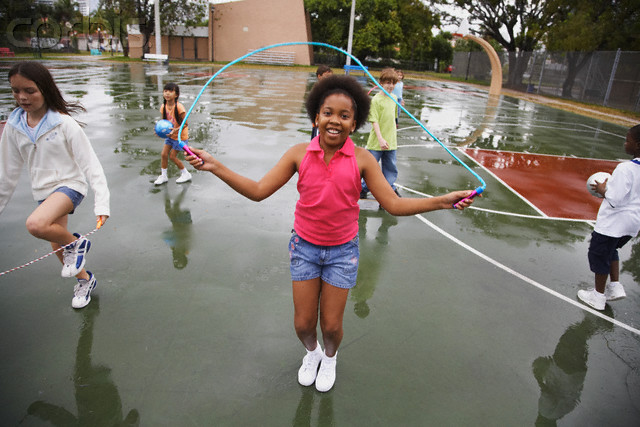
[96,0,208,57]
[304,0,436,62]
[429,32,453,71]
[397,0,439,63]
[451,0,553,89]
[544,0,640,97]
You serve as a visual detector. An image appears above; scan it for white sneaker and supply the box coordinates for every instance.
[605,282,626,301]
[154,174,168,185]
[315,352,337,392]
[176,170,192,183]
[72,271,96,309]
[577,289,606,311]
[61,233,91,278]
[297,342,323,386]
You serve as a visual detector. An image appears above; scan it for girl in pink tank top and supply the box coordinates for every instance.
[186,75,475,392]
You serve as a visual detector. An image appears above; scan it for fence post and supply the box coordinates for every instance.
[603,48,621,107]
[580,54,595,101]
[465,52,471,81]
[536,52,547,94]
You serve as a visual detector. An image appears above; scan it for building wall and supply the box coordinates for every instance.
[128,35,209,62]
[210,0,311,65]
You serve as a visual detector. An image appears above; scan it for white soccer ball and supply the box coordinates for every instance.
[586,172,611,198]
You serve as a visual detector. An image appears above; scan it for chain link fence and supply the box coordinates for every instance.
[452,50,640,112]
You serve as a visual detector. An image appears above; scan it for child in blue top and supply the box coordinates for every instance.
[391,69,404,125]
[578,124,640,310]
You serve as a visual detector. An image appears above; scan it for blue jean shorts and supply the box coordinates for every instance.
[289,231,359,289]
[38,186,84,214]
[588,231,632,274]
[165,137,188,151]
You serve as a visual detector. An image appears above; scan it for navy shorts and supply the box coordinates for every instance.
[289,231,359,289]
[38,186,84,214]
[588,231,632,275]
[164,137,188,151]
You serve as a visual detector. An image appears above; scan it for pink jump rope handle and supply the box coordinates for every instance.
[453,187,484,209]
[179,141,203,164]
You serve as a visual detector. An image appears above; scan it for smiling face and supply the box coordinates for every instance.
[10,73,46,119]
[315,93,357,150]
[381,80,395,93]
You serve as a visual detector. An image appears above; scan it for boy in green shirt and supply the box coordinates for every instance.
[360,68,400,199]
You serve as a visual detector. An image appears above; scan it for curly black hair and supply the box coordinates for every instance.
[305,75,370,131]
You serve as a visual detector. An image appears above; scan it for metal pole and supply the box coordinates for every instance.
[580,53,595,101]
[345,0,356,73]
[154,0,161,56]
[603,48,621,107]
[536,52,546,94]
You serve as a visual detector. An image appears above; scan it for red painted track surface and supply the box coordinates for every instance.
[462,148,620,220]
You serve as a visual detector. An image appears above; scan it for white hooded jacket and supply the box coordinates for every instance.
[0,108,110,216]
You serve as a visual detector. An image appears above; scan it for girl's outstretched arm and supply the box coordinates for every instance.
[187,145,305,201]
[357,147,476,214]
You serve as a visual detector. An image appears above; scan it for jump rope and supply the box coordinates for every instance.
[0,218,104,277]
[1,42,484,277]
[176,41,486,208]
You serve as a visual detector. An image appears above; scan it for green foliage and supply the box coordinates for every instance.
[95,0,208,56]
[544,0,640,51]
[305,0,438,61]
[453,0,551,87]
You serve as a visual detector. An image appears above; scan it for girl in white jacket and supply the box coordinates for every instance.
[0,61,110,309]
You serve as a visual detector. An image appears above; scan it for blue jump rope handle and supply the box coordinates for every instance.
[454,186,484,209]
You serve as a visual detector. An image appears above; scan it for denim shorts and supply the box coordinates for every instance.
[165,137,188,151]
[588,231,632,274]
[38,186,84,214]
[289,231,359,289]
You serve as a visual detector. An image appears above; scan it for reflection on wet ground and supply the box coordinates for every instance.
[0,60,638,425]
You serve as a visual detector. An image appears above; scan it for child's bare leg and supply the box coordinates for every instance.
[26,192,75,246]
[609,260,620,283]
[594,273,607,293]
[169,148,185,170]
[292,278,322,351]
[318,282,349,357]
[160,144,171,169]
[26,193,90,280]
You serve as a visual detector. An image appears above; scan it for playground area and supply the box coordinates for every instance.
[0,60,638,425]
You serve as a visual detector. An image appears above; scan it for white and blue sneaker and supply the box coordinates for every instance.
[61,233,91,278]
[72,271,96,309]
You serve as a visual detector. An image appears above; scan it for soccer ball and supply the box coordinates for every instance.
[586,172,611,198]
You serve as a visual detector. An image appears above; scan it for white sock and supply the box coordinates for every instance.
[609,281,620,287]
[160,168,168,177]
[323,351,337,362]
[308,341,322,355]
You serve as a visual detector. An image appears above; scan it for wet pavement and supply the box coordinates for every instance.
[0,60,638,425]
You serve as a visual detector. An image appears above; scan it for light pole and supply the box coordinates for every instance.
[345,0,356,73]
[154,0,162,55]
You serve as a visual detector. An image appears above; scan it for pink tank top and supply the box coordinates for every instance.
[294,136,361,246]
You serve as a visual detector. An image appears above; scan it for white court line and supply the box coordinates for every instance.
[413,213,640,336]
[396,184,595,225]
[456,148,549,217]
